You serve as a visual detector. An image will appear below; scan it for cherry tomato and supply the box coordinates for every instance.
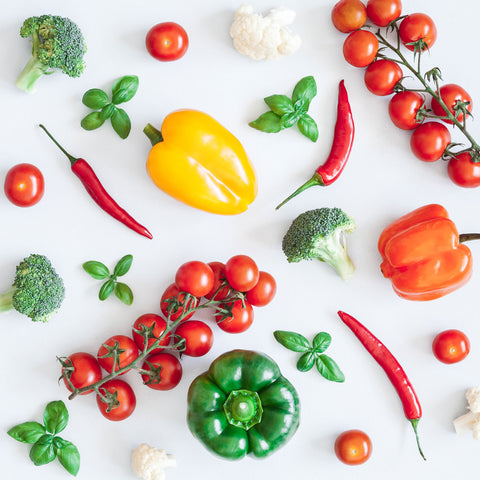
[245,271,277,307]
[331,0,367,33]
[175,260,214,298]
[334,429,372,465]
[447,153,480,188]
[431,84,473,125]
[97,379,136,421]
[62,352,102,395]
[364,59,403,96]
[215,299,254,334]
[4,163,44,207]
[97,335,139,374]
[204,262,231,301]
[399,13,437,51]
[224,255,259,292]
[161,283,198,321]
[343,30,379,68]
[141,353,182,391]
[132,313,171,355]
[145,22,189,61]
[388,91,424,130]
[410,122,451,162]
[174,320,213,357]
[432,329,470,364]
[366,0,402,26]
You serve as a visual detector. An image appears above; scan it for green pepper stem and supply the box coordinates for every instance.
[459,233,480,243]
[39,125,78,166]
[143,123,164,146]
[276,173,324,210]
[410,418,426,461]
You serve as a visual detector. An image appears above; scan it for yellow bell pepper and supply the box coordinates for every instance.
[143,110,257,215]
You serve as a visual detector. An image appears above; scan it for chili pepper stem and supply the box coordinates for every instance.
[410,418,426,461]
[143,123,164,146]
[275,173,324,210]
[39,124,78,165]
[459,233,480,242]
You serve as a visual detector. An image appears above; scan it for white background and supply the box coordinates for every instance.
[1,0,480,478]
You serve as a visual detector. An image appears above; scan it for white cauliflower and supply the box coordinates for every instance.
[453,387,480,439]
[131,443,176,480]
[229,4,302,60]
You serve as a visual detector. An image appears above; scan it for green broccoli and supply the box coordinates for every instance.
[15,15,86,93]
[282,208,356,280]
[0,254,65,322]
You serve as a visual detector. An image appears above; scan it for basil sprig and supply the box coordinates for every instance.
[81,75,139,139]
[7,400,80,476]
[274,330,345,382]
[249,76,319,142]
[83,254,134,305]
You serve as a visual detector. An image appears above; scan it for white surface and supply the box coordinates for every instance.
[1,0,480,478]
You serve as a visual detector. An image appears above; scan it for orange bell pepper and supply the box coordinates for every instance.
[378,204,473,301]
[143,110,257,215]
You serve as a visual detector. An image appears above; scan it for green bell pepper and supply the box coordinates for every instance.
[187,349,300,460]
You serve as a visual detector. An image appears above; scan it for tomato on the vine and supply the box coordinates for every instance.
[215,299,254,334]
[141,353,182,390]
[175,260,214,297]
[97,335,139,374]
[431,84,473,125]
[366,0,402,27]
[132,313,171,354]
[4,163,45,207]
[245,271,277,307]
[343,30,379,68]
[204,262,231,301]
[97,379,136,421]
[388,91,424,130]
[432,329,470,364]
[399,13,437,51]
[145,22,189,61]
[364,59,403,96]
[174,320,213,357]
[331,0,367,33]
[334,429,372,465]
[62,352,102,395]
[410,122,451,162]
[224,255,259,292]
[161,283,198,321]
[447,153,480,188]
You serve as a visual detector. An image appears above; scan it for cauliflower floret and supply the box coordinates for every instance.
[131,444,176,480]
[466,387,480,413]
[453,387,480,439]
[229,4,301,60]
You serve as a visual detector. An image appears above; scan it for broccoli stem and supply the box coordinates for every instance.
[15,55,47,93]
[319,250,355,280]
[0,286,16,313]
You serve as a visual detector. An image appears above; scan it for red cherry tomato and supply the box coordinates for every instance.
[331,0,367,33]
[175,260,214,298]
[343,30,379,68]
[399,13,437,51]
[97,335,139,374]
[432,329,470,364]
[388,91,424,130]
[364,59,403,96]
[160,283,198,321]
[224,255,259,292]
[410,122,451,162]
[174,320,213,357]
[431,84,473,125]
[204,262,231,301]
[4,163,44,207]
[366,0,402,26]
[96,379,136,421]
[334,429,372,465]
[141,353,182,390]
[447,153,480,188]
[215,300,254,334]
[245,271,277,307]
[145,22,189,61]
[62,352,102,395]
[132,313,171,354]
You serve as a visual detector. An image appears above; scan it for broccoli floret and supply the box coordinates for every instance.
[282,208,356,280]
[0,254,65,322]
[15,15,86,93]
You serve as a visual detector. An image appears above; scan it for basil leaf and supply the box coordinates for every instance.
[7,422,46,444]
[114,282,133,305]
[312,332,332,354]
[281,111,299,129]
[43,400,68,435]
[80,112,105,131]
[55,438,80,476]
[99,103,116,121]
[264,95,295,115]
[111,75,139,105]
[249,111,283,133]
[113,254,133,277]
[292,76,317,110]
[316,354,345,382]
[297,114,319,142]
[99,279,115,301]
[82,261,110,280]
[29,434,56,466]
[82,88,109,109]
[274,330,311,352]
[296,352,315,372]
[111,108,131,139]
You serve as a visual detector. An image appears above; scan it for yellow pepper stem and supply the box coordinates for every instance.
[143,123,163,146]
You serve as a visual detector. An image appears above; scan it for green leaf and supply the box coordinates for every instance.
[82,88,109,109]
[99,104,116,121]
[99,279,115,301]
[111,75,139,105]
[264,95,294,115]
[29,435,56,466]
[312,332,332,354]
[111,108,131,139]
[281,111,299,129]
[55,438,80,476]
[7,422,46,444]
[297,114,319,142]
[113,254,133,276]
[292,76,317,110]
[43,401,68,435]
[316,354,345,382]
[82,261,110,280]
[114,282,133,305]
[274,330,311,352]
[249,111,283,133]
[80,112,105,131]
[296,351,315,372]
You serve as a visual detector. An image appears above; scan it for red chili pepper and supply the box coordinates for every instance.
[337,310,425,460]
[39,125,153,239]
[276,80,354,209]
